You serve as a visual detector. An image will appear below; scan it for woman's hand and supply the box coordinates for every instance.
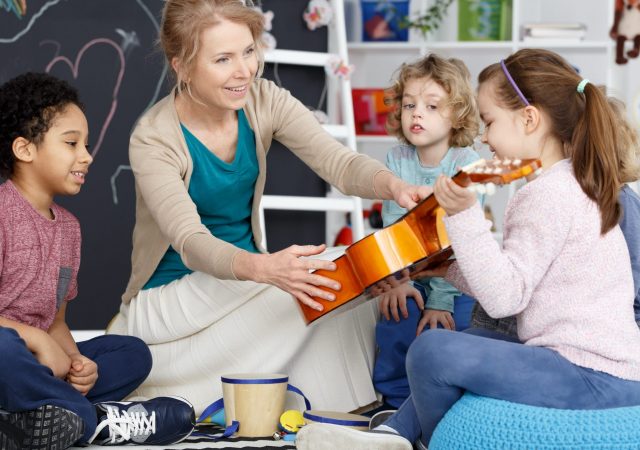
[238,244,341,311]
[378,282,424,322]
[374,172,432,210]
[433,175,477,216]
[392,179,433,210]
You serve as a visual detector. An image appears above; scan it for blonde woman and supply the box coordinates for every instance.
[108,0,430,414]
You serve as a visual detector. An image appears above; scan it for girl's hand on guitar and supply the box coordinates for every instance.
[416,309,455,335]
[379,283,425,322]
[392,180,433,210]
[434,175,477,216]
[256,244,341,311]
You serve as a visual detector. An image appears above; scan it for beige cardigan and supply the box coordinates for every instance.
[122,78,390,303]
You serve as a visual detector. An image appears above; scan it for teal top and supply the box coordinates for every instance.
[382,144,483,312]
[144,110,259,290]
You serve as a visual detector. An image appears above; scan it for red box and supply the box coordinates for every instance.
[352,88,393,135]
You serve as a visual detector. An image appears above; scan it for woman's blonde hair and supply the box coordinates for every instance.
[160,0,265,91]
[384,53,480,148]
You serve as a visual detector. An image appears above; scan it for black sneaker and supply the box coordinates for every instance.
[89,396,195,446]
[0,405,84,450]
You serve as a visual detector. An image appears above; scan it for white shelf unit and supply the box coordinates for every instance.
[261,0,366,249]
[344,0,618,234]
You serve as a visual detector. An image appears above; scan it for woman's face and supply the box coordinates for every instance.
[184,19,258,111]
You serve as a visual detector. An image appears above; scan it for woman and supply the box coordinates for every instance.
[108,0,429,414]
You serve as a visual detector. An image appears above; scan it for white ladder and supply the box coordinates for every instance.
[258,0,365,250]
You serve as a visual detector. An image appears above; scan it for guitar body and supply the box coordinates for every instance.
[298,158,541,324]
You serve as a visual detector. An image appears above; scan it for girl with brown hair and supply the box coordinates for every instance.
[297,48,640,450]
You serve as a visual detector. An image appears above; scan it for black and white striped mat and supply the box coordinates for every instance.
[158,434,295,449]
[73,425,296,449]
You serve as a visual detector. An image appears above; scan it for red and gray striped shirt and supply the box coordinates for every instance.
[0,180,80,330]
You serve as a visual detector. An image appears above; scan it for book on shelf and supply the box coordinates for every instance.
[521,23,587,40]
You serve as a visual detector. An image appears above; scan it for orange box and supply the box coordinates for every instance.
[352,88,393,135]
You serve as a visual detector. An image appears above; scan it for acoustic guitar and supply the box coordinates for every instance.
[299,157,542,324]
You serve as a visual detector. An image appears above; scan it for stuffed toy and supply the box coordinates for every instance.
[610,0,640,64]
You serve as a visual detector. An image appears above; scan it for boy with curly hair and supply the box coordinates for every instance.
[372,54,481,411]
[0,73,195,449]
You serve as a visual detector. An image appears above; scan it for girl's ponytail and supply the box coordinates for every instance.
[480,49,627,234]
[571,82,620,233]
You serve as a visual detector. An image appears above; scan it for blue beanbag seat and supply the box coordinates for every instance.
[430,393,640,449]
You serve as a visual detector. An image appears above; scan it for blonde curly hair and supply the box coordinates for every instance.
[384,53,479,148]
[607,95,640,184]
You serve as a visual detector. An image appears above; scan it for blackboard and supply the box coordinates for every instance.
[0,0,329,329]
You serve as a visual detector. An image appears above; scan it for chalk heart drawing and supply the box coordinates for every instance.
[45,38,125,158]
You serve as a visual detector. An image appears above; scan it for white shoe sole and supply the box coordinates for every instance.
[296,423,412,450]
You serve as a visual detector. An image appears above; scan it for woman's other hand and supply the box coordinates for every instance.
[393,180,433,210]
[235,244,341,311]
[374,172,432,210]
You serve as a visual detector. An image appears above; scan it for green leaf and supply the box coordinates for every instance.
[403,0,454,37]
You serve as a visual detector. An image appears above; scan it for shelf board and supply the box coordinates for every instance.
[348,40,612,51]
[261,195,357,212]
[265,49,330,67]
[348,42,423,51]
[517,40,612,50]
[425,41,514,50]
[356,135,397,144]
[348,41,513,51]
[323,124,349,139]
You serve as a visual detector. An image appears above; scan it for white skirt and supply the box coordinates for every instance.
[107,270,379,415]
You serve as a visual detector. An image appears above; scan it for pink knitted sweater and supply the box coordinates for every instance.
[445,159,640,381]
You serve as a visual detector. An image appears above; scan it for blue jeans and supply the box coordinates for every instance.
[0,327,152,443]
[373,292,475,407]
[384,328,640,447]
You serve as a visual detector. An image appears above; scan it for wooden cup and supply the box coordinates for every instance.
[221,373,288,437]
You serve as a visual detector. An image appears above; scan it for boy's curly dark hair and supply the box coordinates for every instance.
[0,72,83,178]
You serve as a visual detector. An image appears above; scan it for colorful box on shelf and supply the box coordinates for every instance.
[352,88,393,135]
[458,0,512,41]
[360,0,409,42]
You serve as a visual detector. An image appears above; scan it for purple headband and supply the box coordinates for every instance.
[500,60,530,106]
